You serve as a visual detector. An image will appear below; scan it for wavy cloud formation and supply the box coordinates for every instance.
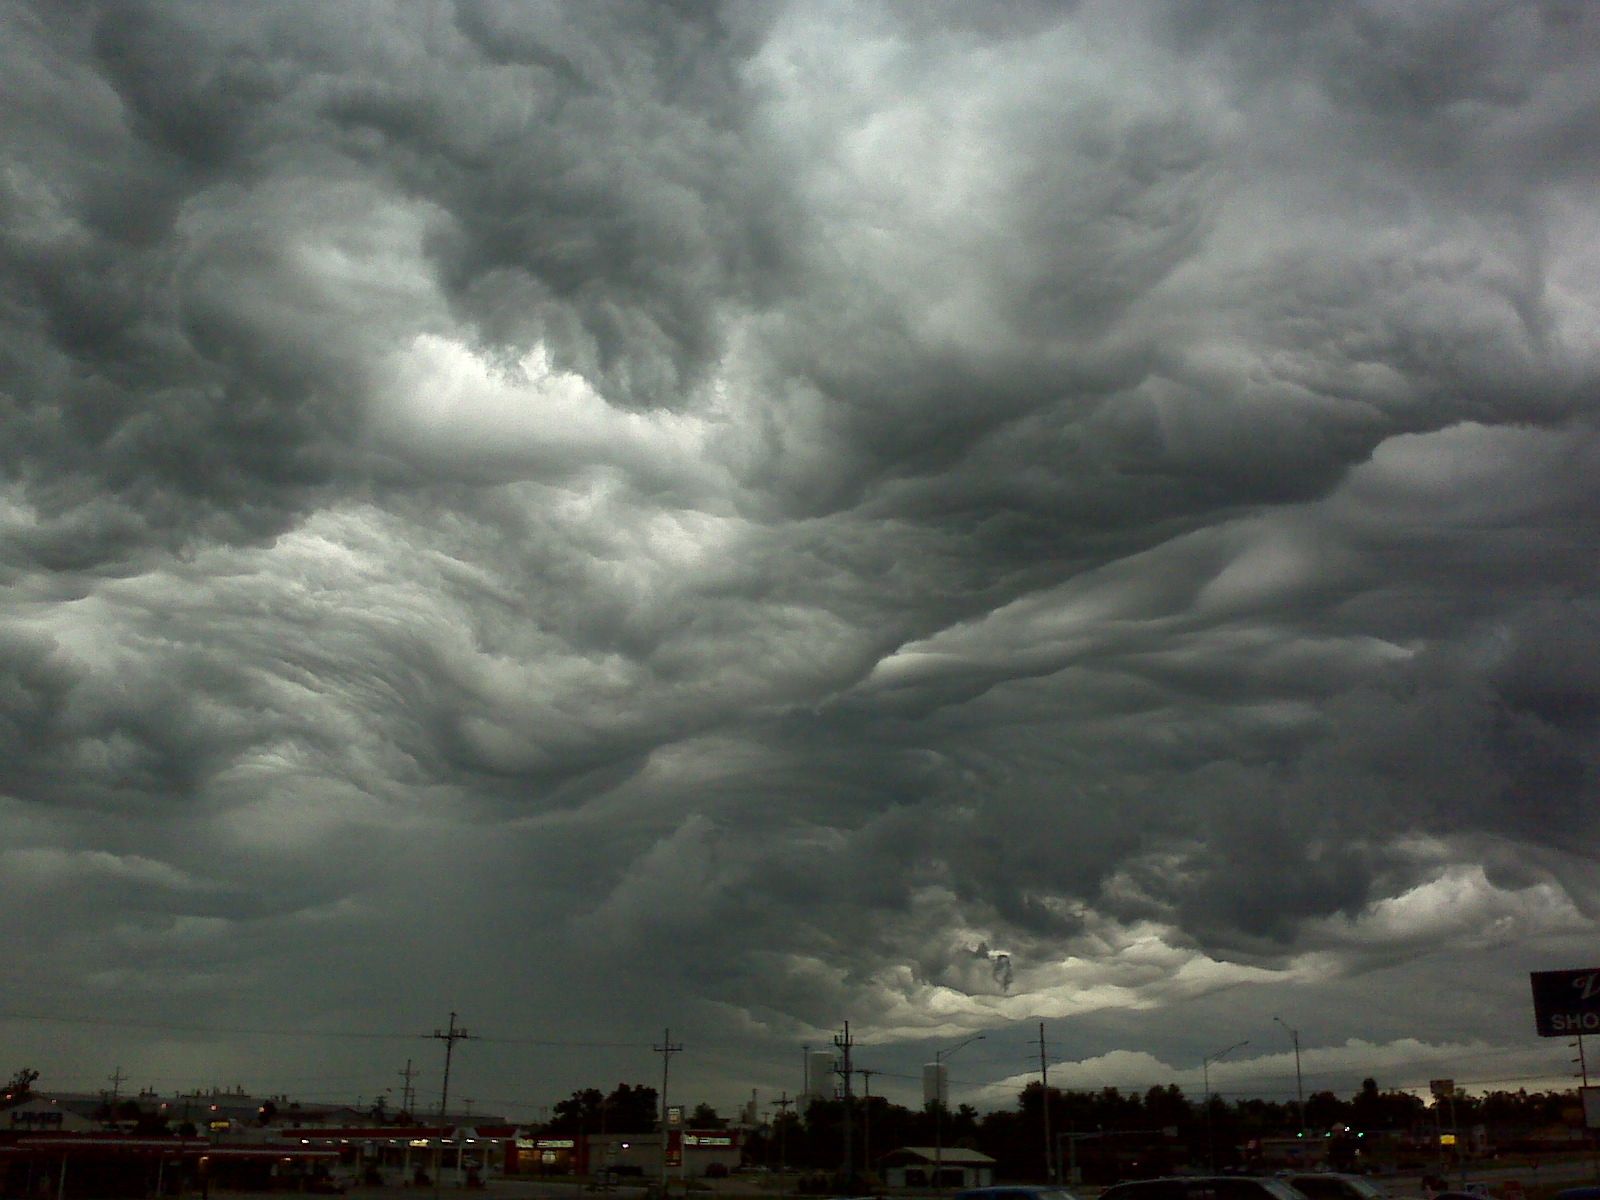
[1,1,1597,1111]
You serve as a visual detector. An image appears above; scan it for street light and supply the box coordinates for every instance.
[1273,1018,1304,1135]
[933,1034,985,1195]
[1202,1040,1249,1173]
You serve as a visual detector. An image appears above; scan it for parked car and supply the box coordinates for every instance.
[1288,1174,1388,1200]
[1100,1177,1309,1200]
[956,1188,1081,1200]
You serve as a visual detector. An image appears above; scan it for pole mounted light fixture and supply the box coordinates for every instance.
[1273,1017,1305,1135]
[933,1034,985,1197]
[1202,1039,1249,1173]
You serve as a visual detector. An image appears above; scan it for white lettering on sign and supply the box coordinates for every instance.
[1553,1012,1600,1031]
[1575,973,1600,1002]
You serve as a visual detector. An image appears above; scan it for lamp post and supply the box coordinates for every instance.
[933,1035,985,1195]
[1202,1040,1249,1173]
[1273,1018,1304,1135]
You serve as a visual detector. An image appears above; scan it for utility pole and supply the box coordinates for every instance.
[399,1060,421,1118]
[859,1071,876,1183]
[772,1093,793,1174]
[834,1023,855,1188]
[431,1013,474,1200]
[1273,1018,1304,1135]
[1448,1090,1462,1191]
[103,1066,127,1129]
[398,1060,420,1182]
[1030,1030,1056,1190]
[654,1028,683,1197]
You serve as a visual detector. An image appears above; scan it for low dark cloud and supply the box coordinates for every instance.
[1,0,1598,1113]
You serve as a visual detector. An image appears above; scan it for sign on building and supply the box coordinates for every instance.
[1582,1087,1600,1131]
[1530,969,1600,1036]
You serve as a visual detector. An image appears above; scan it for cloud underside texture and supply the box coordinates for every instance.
[2,0,1600,1088]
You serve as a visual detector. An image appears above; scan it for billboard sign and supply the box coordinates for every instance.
[1530,969,1600,1036]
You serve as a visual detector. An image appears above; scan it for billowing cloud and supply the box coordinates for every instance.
[1,0,1598,1115]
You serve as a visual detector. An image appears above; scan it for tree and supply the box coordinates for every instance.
[1304,1090,1350,1131]
[690,1103,725,1129]
[3,1067,39,1103]
[548,1088,606,1136]
[1144,1084,1194,1130]
[548,1084,660,1136]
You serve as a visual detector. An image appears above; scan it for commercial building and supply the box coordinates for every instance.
[880,1145,994,1189]
[578,1130,742,1179]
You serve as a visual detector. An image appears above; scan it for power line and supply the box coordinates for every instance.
[0,1011,421,1039]
[0,1009,648,1046]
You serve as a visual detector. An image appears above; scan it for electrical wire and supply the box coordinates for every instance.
[0,1009,649,1047]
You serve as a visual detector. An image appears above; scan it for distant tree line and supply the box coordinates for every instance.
[8,1064,1588,1184]
[725,1077,1591,1182]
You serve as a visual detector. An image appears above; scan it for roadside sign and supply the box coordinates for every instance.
[1430,1080,1455,1098]
[1582,1086,1600,1130]
[1530,968,1600,1035]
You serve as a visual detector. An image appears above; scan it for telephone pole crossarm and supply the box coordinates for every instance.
[430,1013,475,1200]
[654,1029,684,1197]
[834,1022,856,1188]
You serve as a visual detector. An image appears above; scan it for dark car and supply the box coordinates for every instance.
[955,1188,1081,1200]
[1288,1174,1388,1200]
[1100,1177,1309,1200]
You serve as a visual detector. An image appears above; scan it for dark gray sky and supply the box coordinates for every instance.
[3,0,1599,1120]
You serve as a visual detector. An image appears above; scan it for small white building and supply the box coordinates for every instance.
[881,1146,994,1190]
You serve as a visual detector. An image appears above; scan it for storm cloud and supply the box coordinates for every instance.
[3,0,1599,1112]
